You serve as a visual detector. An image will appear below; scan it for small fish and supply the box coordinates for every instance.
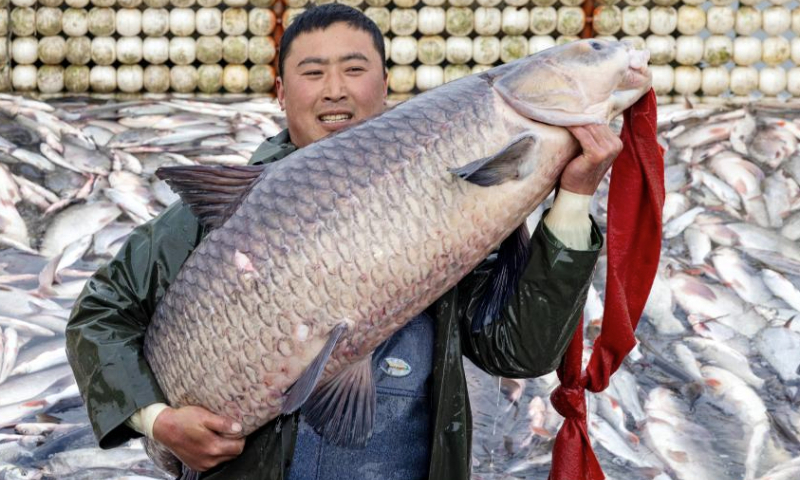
[710,248,773,305]
[40,202,122,258]
[761,269,800,312]
[749,125,797,169]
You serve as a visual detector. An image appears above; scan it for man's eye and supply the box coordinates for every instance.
[347,67,365,73]
[303,71,322,76]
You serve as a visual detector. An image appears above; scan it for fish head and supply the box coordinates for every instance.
[491,39,652,127]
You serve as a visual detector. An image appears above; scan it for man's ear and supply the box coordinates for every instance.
[276,76,285,111]
[383,69,389,101]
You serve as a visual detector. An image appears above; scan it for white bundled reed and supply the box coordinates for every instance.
[416,65,443,91]
[788,68,800,96]
[117,37,143,64]
[197,36,223,64]
[675,35,703,66]
[418,35,445,65]
[249,8,275,35]
[418,6,445,35]
[223,64,248,93]
[762,36,790,66]
[560,0,583,6]
[528,35,555,54]
[66,37,90,65]
[730,66,758,95]
[90,65,116,93]
[62,8,88,37]
[394,0,419,8]
[646,35,675,64]
[222,35,248,64]
[650,64,674,95]
[38,65,63,93]
[170,65,198,93]
[0,9,7,36]
[10,7,36,36]
[91,37,115,65]
[364,7,389,34]
[196,8,221,35]
[733,36,760,66]
[703,35,732,66]
[142,8,169,36]
[390,8,417,35]
[472,64,492,74]
[621,5,648,36]
[446,36,471,64]
[88,7,115,36]
[735,7,760,35]
[593,5,621,35]
[673,65,701,95]
[145,0,169,8]
[249,65,275,93]
[38,36,65,64]
[173,0,197,7]
[12,0,36,6]
[444,64,470,83]
[12,65,37,91]
[473,36,499,65]
[366,0,390,6]
[706,6,734,35]
[530,7,556,35]
[760,67,786,96]
[93,0,117,6]
[223,8,248,35]
[390,36,416,65]
[282,8,305,28]
[556,7,584,36]
[117,8,142,36]
[649,6,676,35]
[170,8,195,36]
[199,0,223,5]
[118,65,144,93]
[144,65,170,93]
[500,35,527,63]
[792,38,800,64]
[118,0,142,7]
[701,66,729,96]
[198,64,223,93]
[66,0,89,7]
[143,37,170,64]
[446,7,473,36]
[170,37,196,65]
[793,9,800,34]
[12,37,38,64]
[249,37,276,64]
[388,65,415,94]
[36,7,61,36]
[676,5,704,35]
[65,65,89,92]
[502,6,528,35]
[762,5,790,35]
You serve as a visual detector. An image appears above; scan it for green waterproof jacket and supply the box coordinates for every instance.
[66,129,602,480]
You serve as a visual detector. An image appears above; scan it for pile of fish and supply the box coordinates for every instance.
[0,93,799,479]
[469,100,800,480]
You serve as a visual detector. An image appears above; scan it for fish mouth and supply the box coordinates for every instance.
[317,111,354,131]
[622,48,652,91]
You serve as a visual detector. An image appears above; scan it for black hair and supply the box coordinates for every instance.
[278,3,386,77]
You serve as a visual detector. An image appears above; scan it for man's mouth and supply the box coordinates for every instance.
[319,113,353,124]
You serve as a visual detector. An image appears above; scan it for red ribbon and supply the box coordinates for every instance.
[548,88,665,480]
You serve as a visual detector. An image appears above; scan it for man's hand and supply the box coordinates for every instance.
[152,405,245,472]
[560,124,623,196]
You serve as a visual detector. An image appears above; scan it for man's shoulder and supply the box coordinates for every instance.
[250,129,296,165]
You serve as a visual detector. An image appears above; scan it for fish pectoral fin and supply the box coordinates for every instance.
[301,354,377,447]
[281,323,348,415]
[449,133,537,187]
[155,165,266,230]
[471,223,532,333]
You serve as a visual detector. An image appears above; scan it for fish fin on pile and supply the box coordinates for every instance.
[301,354,377,447]
[449,133,537,186]
[281,323,348,415]
[471,223,531,333]
[155,165,266,230]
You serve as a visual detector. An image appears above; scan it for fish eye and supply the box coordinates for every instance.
[590,41,602,51]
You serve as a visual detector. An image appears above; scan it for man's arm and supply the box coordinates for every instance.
[457,124,620,378]
[66,202,204,448]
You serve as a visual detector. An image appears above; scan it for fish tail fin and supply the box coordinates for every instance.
[143,437,182,478]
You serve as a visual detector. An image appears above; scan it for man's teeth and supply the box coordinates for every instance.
[320,114,351,123]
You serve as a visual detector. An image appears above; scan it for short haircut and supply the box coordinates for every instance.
[278,3,386,77]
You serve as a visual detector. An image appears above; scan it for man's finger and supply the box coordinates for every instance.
[211,438,246,457]
[203,413,243,436]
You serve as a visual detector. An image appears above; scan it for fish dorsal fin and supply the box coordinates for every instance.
[450,133,537,186]
[281,323,348,415]
[155,165,266,230]
[302,354,377,447]
[471,223,531,333]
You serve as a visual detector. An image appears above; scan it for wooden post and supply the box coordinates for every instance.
[582,0,595,39]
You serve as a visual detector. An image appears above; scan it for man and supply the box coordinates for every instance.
[66,4,622,479]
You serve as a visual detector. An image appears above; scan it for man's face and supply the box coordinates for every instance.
[276,22,389,149]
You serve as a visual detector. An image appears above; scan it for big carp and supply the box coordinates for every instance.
[144,39,652,473]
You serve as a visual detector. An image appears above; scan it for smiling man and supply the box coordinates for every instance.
[66,4,622,480]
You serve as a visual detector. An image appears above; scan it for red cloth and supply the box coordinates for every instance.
[548,88,665,480]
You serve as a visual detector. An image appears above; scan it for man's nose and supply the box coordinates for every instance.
[323,72,347,102]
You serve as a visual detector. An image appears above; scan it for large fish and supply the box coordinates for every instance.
[144,39,652,473]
